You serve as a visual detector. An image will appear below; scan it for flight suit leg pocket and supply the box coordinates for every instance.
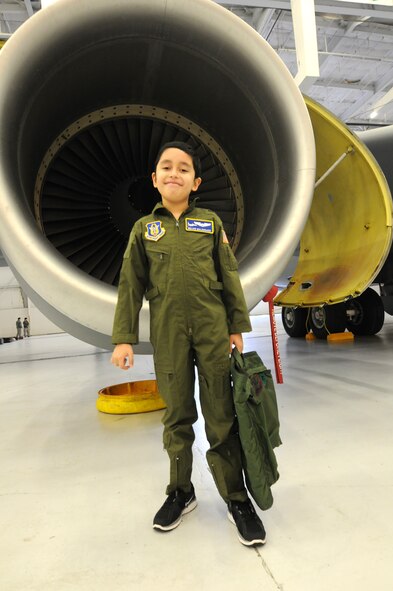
[156,367,195,494]
[215,362,232,401]
[207,451,230,502]
[154,367,176,412]
[155,370,181,457]
[155,366,198,429]
[198,362,231,403]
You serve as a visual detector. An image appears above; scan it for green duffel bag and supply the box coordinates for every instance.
[231,348,282,510]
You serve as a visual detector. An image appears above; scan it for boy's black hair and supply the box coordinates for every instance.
[154,141,202,178]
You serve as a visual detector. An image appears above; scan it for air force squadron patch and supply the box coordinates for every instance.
[145,221,166,241]
[185,218,214,234]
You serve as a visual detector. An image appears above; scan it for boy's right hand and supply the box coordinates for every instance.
[111,344,134,370]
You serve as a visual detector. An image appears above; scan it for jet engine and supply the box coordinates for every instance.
[0,0,317,350]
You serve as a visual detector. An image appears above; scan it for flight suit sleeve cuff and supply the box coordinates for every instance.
[112,332,138,345]
[228,320,252,334]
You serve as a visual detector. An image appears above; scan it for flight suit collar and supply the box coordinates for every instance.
[152,198,198,218]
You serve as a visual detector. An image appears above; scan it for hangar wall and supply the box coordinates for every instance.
[0,268,63,338]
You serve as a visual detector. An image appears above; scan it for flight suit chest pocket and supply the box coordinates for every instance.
[145,246,170,286]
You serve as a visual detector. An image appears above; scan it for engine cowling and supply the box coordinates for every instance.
[0,0,316,350]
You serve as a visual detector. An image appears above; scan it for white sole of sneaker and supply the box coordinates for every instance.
[153,498,198,532]
[227,510,266,546]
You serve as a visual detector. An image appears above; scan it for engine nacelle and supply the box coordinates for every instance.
[0,0,316,350]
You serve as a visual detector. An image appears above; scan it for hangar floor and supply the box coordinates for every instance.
[1,314,393,591]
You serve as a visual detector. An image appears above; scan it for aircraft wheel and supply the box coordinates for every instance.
[281,307,308,337]
[345,288,385,335]
[310,303,347,339]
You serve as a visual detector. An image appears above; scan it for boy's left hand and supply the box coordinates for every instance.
[229,333,243,353]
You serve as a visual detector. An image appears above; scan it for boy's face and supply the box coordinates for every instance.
[152,148,202,205]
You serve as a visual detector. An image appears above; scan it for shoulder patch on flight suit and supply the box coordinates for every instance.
[185,218,214,234]
[145,221,166,241]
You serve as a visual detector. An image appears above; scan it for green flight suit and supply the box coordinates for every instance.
[112,200,252,502]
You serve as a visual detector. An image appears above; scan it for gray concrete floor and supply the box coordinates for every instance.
[1,315,393,591]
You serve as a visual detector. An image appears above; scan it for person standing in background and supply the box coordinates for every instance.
[16,317,23,340]
[23,318,30,337]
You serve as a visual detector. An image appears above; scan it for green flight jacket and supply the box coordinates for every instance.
[112,201,251,350]
[230,348,282,511]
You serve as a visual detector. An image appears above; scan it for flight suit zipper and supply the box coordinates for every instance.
[174,215,193,338]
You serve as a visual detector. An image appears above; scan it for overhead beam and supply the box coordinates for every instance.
[23,0,34,18]
[0,15,12,33]
[278,46,393,64]
[218,1,289,8]
[314,79,375,92]
[291,0,319,92]
[252,7,276,36]
[333,0,393,7]
[0,4,26,13]
[217,1,393,20]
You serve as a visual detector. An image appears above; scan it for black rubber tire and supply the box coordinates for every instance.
[281,307,308,337]
[310,303,347,339]
[345,288,385,336]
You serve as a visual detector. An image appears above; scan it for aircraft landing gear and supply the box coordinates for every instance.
[281,304,347,339]
[282,289,386,339]
[309,303,347,339]
[281,307,309,337]
[345,288,385,335]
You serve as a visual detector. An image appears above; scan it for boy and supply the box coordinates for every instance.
[111,141,266,546]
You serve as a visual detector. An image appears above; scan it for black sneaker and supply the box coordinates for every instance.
[228,499,266,546]
[153,485,197,531]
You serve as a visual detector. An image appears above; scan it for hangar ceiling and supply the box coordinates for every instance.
[0,0,393,131]
[219,1,393,130]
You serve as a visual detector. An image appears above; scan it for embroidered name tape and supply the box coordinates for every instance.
[185,218,214,234]
[145,221,166,241]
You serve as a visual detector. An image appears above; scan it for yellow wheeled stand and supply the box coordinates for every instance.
[97,380,166,414]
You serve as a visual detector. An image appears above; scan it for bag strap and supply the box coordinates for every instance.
[231,348,268,376]
[231,347,244,369]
